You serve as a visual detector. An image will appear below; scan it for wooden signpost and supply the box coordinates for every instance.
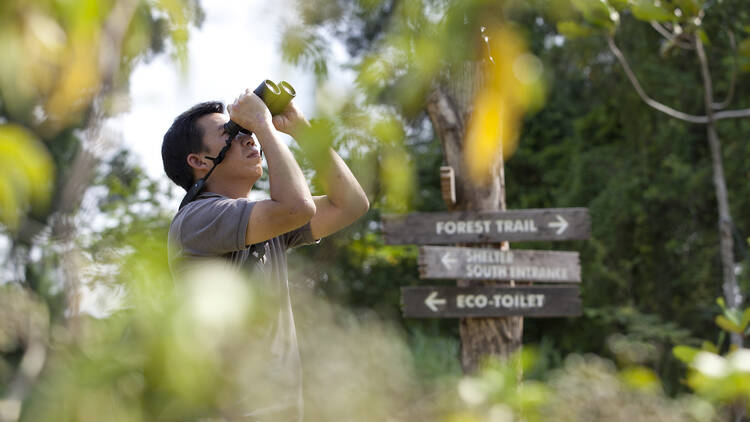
[382,208,590,244]
[418,246,580,282]
[402,58,593,371]
[401,286,582,318]
[389,208,590,321]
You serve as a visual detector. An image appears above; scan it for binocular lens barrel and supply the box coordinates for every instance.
[224,80,296,137]
[271,81,296,114]
[254,79,281,102]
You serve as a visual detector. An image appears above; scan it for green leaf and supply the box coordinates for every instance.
[571,0,618,30]
[0,125,55,231]
[673,345,700,363]
[630,0,675,22]
[701,341,718,354]
[741,308,750,332]
[716,315,743,334]
[725,307,743,325]
[557,21,594,38]
[739,38,750,58]
[620,366,661,392]
[673,0,703,18]
[697,29,710,46]
[717,297,727,311]
[608,0,629,11]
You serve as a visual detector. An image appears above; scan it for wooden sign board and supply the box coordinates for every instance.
[419,246,580,283]
[401,286,581,318]
[382,208,590,245]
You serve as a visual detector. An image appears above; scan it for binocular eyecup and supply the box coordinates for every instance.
[223,79,296,138]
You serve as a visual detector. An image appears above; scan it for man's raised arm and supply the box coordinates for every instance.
[228,92,316,245]
[294,122,370,240]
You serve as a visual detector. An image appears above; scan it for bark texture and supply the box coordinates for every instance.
[426,71,522,373]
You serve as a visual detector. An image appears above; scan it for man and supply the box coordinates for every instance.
[161,89,369,421]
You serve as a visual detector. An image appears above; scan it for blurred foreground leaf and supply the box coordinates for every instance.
[0,125,54,231]
[464,26,545,185]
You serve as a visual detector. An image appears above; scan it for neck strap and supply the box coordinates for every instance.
[178,135,234,210]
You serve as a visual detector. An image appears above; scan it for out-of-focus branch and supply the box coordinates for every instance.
[607,35,709,124]
[52,0,141,320]
[0,341,47,422]
[99,0,141,90]
[52,110,105,320]
[713,108,750,120]
[0,289,49,422]
[649,21,694,49]
[695,34,715,120]
[712,30,737,110]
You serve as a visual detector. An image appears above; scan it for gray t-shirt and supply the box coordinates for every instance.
[168,192,317,421]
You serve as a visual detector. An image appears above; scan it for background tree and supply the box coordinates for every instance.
[0,1,202,419]
[555,0,750,348]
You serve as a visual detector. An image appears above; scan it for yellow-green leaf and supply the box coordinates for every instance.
[716,315,743,334]
[739,38,750,58]
[701,341,718,354]
[620,366,661,392]
[697,29,710,46]
[0,125,54,231]
[630,0,675,22]
[673,0,703,18]
[717,297,727,310]
[557,21,594,38]
[571,0,618,30]
[740,308,750,332]
[673,345,700,363]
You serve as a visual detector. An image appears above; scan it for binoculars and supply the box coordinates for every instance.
[223,79,296,137]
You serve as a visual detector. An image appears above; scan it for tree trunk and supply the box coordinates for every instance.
[695,38,743,348]
[426,71,522,373]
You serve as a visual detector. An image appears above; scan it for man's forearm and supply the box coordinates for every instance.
[255,126,315,211]
[319,148,369,213]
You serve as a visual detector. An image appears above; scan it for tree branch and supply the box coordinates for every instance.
[714,108,750,120]
[712,30,737,110]
[695,35,716,121]
[607,36,709,124]
[99,0,141,90]
[649,21,694,49]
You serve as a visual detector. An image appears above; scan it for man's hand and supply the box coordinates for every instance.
[227,89,274,135]
[272,101,310,137]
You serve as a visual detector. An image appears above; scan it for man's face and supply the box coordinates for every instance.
[195,112,263,184]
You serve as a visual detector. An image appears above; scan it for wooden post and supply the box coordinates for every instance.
[426,62,522,373]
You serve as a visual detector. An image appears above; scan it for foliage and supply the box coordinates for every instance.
[0,0,201,274]
[1,0,750,419]
[443,349,715,422]
[282,0,750,401]
[0,126,54,231]
[0,0,202,420]
[12,240,439,421]
[671,299,750,412]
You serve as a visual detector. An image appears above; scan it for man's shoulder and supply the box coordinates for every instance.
[174,193,254,221]
[169,193,258,256]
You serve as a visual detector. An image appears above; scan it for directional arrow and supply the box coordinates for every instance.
[383,208,590,244]
[425,291,447,312]
[548,214,569,235]
[440,252,458,270]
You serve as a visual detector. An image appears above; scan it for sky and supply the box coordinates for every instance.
[108,0,330,186]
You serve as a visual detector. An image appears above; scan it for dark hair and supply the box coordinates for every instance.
[162,101,224,191]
